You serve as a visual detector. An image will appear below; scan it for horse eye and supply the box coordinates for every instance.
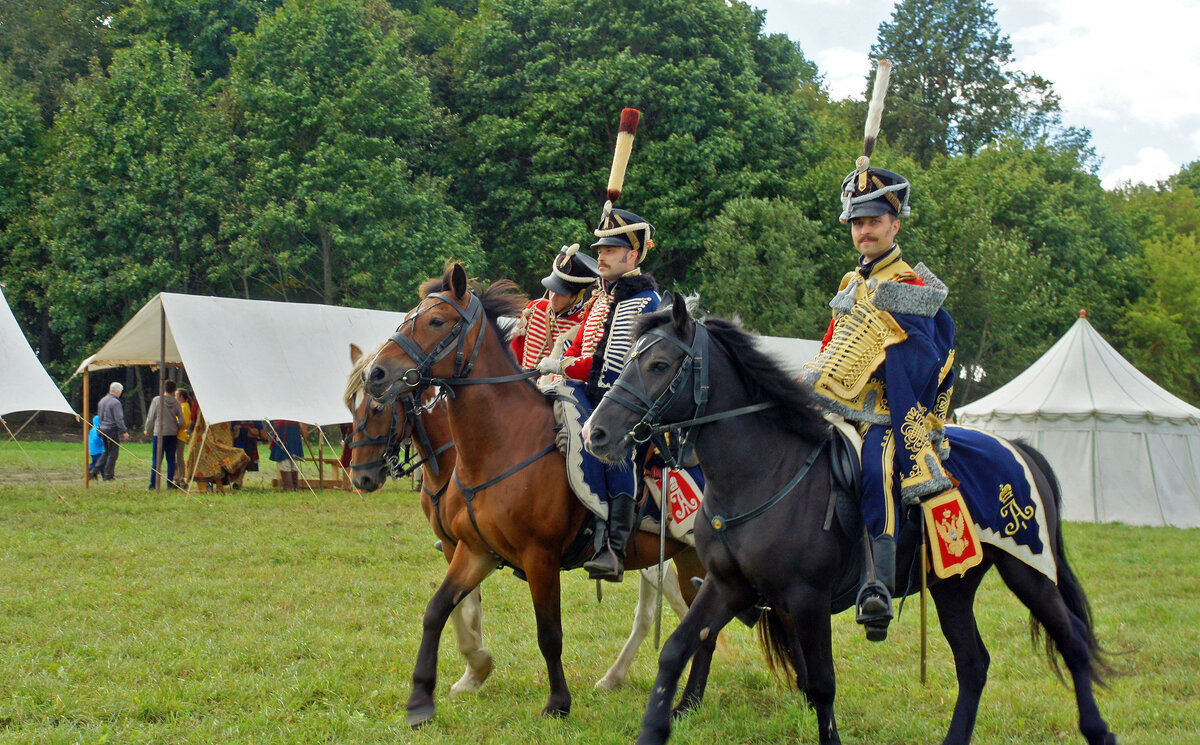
[429,317,446,328]
[650,360,669,373]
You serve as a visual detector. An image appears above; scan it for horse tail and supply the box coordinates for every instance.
[756,608,805,689]
[1012,441,1114,685]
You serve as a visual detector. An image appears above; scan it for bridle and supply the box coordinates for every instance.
[382,291,537,399]
[345,388,452,481]
[603,321,775,469]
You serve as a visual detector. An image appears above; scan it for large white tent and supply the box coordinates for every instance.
[1,286,75,417]
[75,293,406,426]
[956,312,1200,528]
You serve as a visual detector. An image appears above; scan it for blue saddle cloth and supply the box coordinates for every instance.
[941,425,1057,581]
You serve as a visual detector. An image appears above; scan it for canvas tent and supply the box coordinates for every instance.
[956,312,1200,528]
[1,285,75,418]
[757,335,821,373]
[75,293,406,426]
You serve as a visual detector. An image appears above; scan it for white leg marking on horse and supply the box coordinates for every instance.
[699,626,710,642]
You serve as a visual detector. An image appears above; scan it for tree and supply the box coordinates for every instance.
[870,0,1068,166]
[108,0,284,83]
[0,0,132,124]
[444,0,826,289]
[698,197,841,337]
[226,0,481,307]
[39,40,235,368]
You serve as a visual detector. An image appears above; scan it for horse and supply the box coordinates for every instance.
[360,264,714,725]
[343,342,698,693]
[584,299,1118,745]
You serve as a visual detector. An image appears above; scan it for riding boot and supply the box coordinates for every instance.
[584,494,636,582]
[856,534,896,642]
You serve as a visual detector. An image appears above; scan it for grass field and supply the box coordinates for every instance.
[1,441,1197,744]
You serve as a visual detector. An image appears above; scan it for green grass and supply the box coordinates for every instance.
[1,443,1197,744]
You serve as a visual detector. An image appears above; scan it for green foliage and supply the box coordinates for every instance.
[698,198,840,337]
[39,39,235,369]
[871,0,1070,166]
[226,0,481,307]
[444,0,826,288]
[108,0,285,82]
[0,0,131,123]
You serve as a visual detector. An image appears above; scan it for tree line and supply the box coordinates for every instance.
[2,0,1198,414]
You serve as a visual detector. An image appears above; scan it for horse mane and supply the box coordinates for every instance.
[636,311,830,443]
[344,340,389,409]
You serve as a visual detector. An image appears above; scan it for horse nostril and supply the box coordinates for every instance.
[590,425,608,447]
[368,366,385,382]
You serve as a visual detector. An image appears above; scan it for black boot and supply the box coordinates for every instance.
[584,494,636,582]
[856,534,896,642]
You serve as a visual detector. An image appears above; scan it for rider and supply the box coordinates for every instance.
[536,205,660,582]
[803,163,956,642]
[510,243,599,371]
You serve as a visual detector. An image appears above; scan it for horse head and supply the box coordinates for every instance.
[585,297,702,461]
[363,263,486,403]
[346,343,409,491]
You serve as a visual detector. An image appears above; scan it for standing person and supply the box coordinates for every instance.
[802,157,956,642]
[269,420,307,491]
[510,243,599,372]
[92,382,130,481]
[87,415,105,474]
[174,389,193,487]
[143,380,183,489]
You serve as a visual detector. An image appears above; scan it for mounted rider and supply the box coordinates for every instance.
[536,108,661,583]
[802,61,958,642]
[510,243,599,371]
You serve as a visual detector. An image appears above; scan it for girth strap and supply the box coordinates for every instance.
[451,442,558,561]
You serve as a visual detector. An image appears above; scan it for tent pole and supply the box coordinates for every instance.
[155,306,166,491]
[83,369,91,489]
[318,430,324,486]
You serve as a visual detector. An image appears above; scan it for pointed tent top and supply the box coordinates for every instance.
[1079,309,1087,318]
[957,314,1200,426]
[1,286,76,417]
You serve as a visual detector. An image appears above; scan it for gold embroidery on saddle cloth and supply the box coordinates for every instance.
[922,488,984,579]
[999,483,1036,537]
[805,299,907,402]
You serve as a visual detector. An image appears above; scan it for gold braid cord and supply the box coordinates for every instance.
[805,299,907,402]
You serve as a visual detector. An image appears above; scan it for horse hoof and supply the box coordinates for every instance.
[406,702,436,727]
[449,656,493,696]
[540,703,570,719]
[594,675,622,691]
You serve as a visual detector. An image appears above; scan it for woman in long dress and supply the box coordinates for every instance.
[184,403,251,492]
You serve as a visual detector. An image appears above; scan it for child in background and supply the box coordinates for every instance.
[88,415,104,475]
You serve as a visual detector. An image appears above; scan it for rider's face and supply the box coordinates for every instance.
[850,214,900,261]
[596,246,638,281]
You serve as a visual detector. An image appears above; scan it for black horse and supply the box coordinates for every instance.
[584,299,1118,745]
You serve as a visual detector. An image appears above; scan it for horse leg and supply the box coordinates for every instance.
[929,566,990,745]
[784,586,841,745]
[406,548,497,727]
[523,548,572,718]
[448,586,494,696]
[597,568,661,690]
[637,580,738,745]
[994,557,1118,745]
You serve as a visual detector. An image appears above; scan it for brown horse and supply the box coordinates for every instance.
[344,343,700,694]
[362,264,713,725]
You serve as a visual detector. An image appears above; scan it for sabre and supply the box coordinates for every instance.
[655,463,670,650]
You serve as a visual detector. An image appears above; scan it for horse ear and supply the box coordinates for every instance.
[349,343,363,364]
[450,263,468,300]
[671,293,691,329]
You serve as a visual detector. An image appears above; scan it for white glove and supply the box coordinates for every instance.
[536,356,565,375]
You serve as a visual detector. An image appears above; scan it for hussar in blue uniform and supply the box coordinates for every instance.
[803,60,959,641]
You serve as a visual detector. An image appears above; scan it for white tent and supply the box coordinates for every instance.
[757,335,821,373]
[75,293,406,426]
[956,312,1200,528]
[1,286,75,417]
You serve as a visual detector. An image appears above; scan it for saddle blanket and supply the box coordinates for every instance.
[942,424,1057,582]
[831,414,1058,583]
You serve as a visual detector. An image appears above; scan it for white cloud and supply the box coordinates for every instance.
[1006,0,1200,130]
[813,47,871,99]
[1101,148,1180,189]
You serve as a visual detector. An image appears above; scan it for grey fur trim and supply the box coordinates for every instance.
[813,390,890,426]
[901,462,953,503]
[829,280,859,314]
[930,427,950,460]
[871,262,947,317]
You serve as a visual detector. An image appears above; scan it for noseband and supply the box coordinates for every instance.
[345,389,451,480]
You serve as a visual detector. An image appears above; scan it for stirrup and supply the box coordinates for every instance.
[583,548,624,582]
[855,583,893,630]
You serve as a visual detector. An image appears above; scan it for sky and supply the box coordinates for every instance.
[750,0,1200,189]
